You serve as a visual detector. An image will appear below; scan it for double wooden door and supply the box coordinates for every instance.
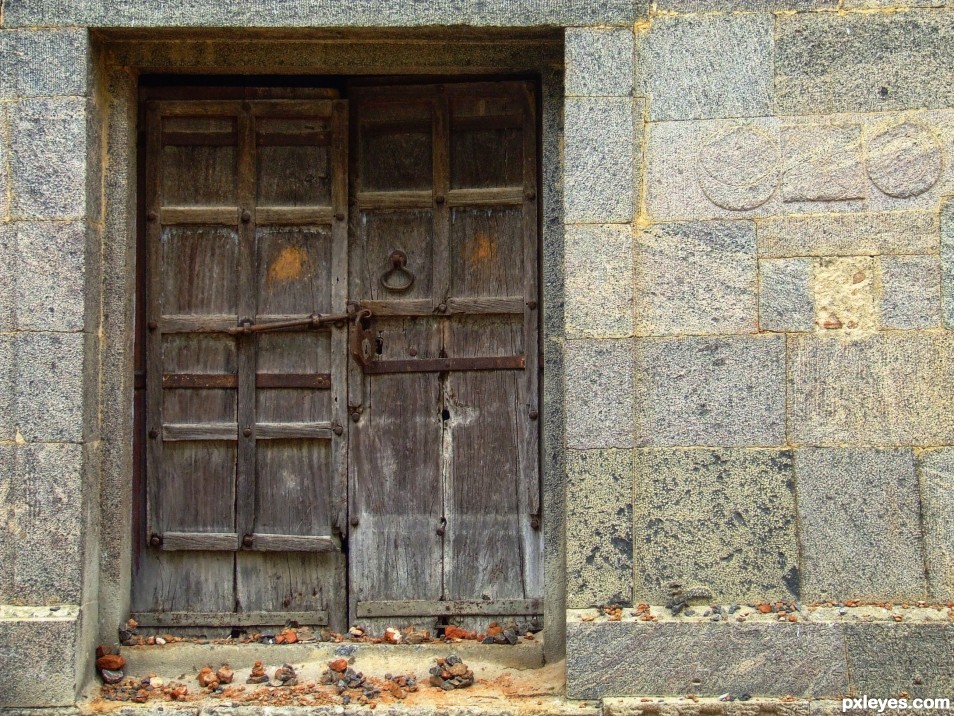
[133,82,541,632]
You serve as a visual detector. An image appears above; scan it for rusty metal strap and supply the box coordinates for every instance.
[363,355,525,375]
[161,373,332,389]
[356,598,543,618]
[130,611,329,628]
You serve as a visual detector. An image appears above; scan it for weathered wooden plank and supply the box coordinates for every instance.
[162,129,237,146]
[356,599,543,618]
[255,206,333,225]
[247,534,339,552]
[256,373,331,389]
[432,92,451,312]
[364,355,525,374]
[445,296,524,315]
[447,187,523,207]
[254,422,333,439]
[250,99,335,118]
[157,100,243,117]
[161,532,240,551]
[163,373,237,389]
[162,423,237,440]
[256,130,330,147]
[451,114,523,132]
[160,315,236,333]
[130,610,329,627]
[356,190,433,210]
[357,299,433,316]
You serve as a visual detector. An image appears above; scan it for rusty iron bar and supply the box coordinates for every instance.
[228,312,351,335]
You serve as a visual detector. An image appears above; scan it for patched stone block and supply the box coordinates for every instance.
[0,108,8,220]
[0,29,89,98]
[633,335,786,447]
[604,698,810,716]
[566,620,848,699]
[844,623,954,699]
[0,336,15,443]
[813,256,877,332]
[917,449,954,601]
[16,222,87,332]
[14,332,86,443]
[636,14,773,122]
[789,333,954,446]
[0,444,85,605]
[760,211,937,258]
[775,12,954,115]
[564,98,634,223]
[565,28,634,97]
[634,221,757,335]
[781,125,865,203]
[566,224,633,338]
[796,448,926,602]
[0,607,79,707]
[633,448,799,604]
[880,255,940,330]
[10,98,87,220]
[759,258,813,332]
[1,0,645,28]
[565,339,633,449]
[567,449,634,608]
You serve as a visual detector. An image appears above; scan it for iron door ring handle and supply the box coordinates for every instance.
[380,250,415,292]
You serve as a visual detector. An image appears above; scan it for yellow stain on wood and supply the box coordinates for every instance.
[468,231,497,265]
[267,245,311,286]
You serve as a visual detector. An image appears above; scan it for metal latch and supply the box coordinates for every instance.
[228,312,351,335]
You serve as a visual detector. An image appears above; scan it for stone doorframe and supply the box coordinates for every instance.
[92,29,570,665]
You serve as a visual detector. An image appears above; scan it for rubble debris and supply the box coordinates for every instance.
[428,654,474,690]
[95,646,126,683]
[666,583,713,616]
[275,628,299,644]
[319,658,384,702]
[197,666,219,689]
[246,660,269,685]
[216,665,234,685]
[273,663,298,687]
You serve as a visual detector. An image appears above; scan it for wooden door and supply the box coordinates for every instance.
[347,81,542,630]
[133,93,349,632]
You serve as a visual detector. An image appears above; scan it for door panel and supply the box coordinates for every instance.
[135,95,349,631]
[348,81,542,630]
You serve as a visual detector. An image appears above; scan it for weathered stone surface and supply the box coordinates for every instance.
[2,0,646,27]
[566,224,633,338]
[844,0,945,5]
[14,332,87,443]
[564,98,634,223]
[0,337,15,443]
[775,12,954,115]
[634,221,757,335]
[0,607,79,707]
[605,698,810,716]
[635,14,773,122]
[812,256,877,333]
[943,199,954,330]
[633,448,799,604]
[15,222,87,333]
[781,125,865,203]
[0,108,8,220]
[565,28,633,97]
[0,444,84,605]
[865,120,943,199]
[566,620,848,699]
[565,339,633,449]
[879,255,941,330]
[633,335,786,447]
[789,333,954,446]
[657,0,834,8]
[0,30,89,99]
[759,211,938,258]
[796,448,926,602]
[0,225,15,332]
[10,98,87,220]
[759,258,813,332]
[917,449,954,601]
[566,449,634,608]
[844,623,954,699]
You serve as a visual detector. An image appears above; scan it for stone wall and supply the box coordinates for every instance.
[564,2,954,700]
[1,0,953,708]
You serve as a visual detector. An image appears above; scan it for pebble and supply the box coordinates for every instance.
[334,644,358,657]
[683,609,696,617]
[728,604,739,614]
[702,610,711,617]
[101,669,124,685]
[711,614,721,622]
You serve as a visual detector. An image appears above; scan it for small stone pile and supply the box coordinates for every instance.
[196,664,234,690]
[247,660,269,684]
[428,654,474,690]
[273,664,298,687]
[319,657,381,703]
[95,645,126,684]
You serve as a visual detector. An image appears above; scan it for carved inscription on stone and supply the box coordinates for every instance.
[696,125,780,211]
[782,125,866,203]
[865,121,943,199]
